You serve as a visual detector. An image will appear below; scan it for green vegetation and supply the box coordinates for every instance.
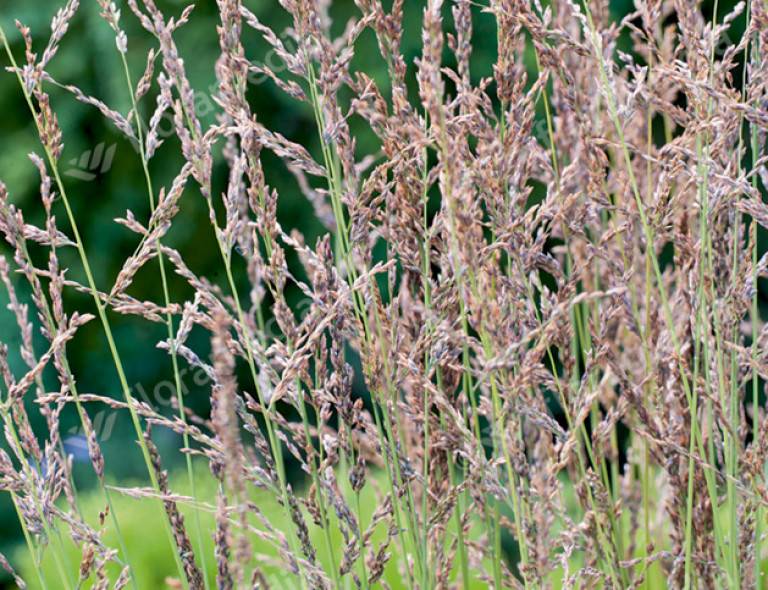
[0,0,764,588]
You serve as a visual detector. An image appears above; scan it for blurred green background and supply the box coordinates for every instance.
[0,0,750,585]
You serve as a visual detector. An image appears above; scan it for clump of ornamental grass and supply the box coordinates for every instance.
[0,0,766,588]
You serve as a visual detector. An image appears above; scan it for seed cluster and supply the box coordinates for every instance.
[0,0,767,588]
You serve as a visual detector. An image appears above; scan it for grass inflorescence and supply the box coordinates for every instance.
[0,0,767,588]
